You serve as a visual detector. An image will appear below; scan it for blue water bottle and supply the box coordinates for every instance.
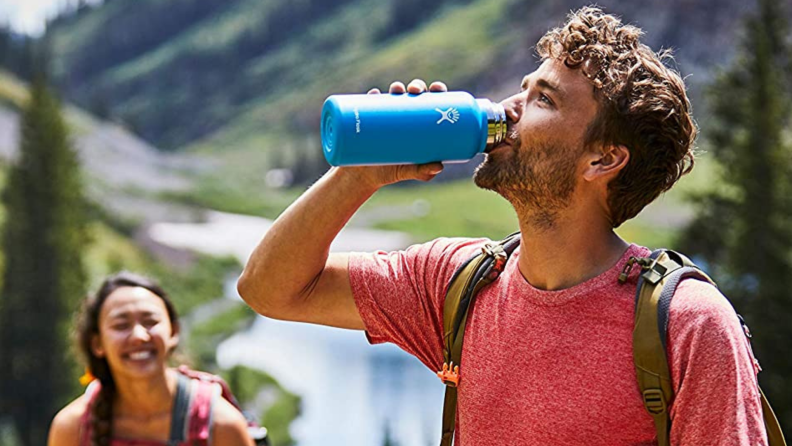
[320,91,507,166]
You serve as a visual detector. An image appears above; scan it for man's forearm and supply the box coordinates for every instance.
[237,167,377,314]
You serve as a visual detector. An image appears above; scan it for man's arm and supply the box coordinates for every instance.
[237,80,446,330]
[668,279,767,445]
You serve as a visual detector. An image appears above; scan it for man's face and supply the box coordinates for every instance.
[474,58,600,227]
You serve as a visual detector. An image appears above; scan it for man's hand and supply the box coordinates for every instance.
[339,79,449,190]
[238,78,450,330]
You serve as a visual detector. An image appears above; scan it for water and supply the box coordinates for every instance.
[148,211,446,446]
[218,317,445,446]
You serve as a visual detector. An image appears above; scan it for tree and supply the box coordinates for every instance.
[0,76,89,445]
[678,0,792,429]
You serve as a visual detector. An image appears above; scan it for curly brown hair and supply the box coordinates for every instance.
[536,6,697,227]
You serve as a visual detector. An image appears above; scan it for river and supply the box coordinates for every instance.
[149,211,446,446]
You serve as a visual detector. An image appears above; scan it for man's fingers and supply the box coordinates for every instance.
[407,79,428,94]
[367,88,381,95]
[389,81,406,94]
[416,162,444,181]
[384,80,447,95]
[429,81,448,92]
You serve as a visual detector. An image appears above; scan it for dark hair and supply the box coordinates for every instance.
[76,271,179,446]
[536,6,697,227]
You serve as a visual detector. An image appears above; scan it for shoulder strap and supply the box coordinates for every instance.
[177,365,243,411]
[168,373,192,446]
[632,249,786,446]
[176,365,270,445]
[438,232,521,446]
[78,381,102,446]
[632,249,706,446]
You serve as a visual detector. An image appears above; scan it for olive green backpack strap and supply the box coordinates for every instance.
[625,249,786,446]
[438,232,521,446]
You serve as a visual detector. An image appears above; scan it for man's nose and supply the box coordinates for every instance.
[499,92,525,123]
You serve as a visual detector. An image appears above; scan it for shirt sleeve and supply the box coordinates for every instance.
[348,237,486,372]
[668,279,768,446]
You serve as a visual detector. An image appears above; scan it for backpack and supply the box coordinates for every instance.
[176,366,270,445]
[436,233,786,446]
[81,367,269,445]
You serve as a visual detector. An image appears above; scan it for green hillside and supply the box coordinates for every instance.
[42,0,745,250]
[47,0,765,158]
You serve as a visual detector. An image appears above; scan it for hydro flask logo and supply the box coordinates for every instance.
[436,107,460,124]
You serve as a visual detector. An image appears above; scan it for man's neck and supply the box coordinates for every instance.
[114,367,176,417]
[516,208,629,291]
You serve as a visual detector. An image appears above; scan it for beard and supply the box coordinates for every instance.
[473,133,580,230]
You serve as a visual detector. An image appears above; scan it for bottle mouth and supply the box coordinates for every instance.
[477,100,507,152]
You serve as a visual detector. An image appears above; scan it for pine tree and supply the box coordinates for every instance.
[0,76,89,445]
[679,0,792,429]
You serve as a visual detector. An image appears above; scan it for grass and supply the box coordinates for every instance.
[165,151,720,254]
[366,179,518,241]
[187,303,256,369]
[184,0,515,155]
[361,155,719,247]
[0,70,29,110]
[221,365,301,446]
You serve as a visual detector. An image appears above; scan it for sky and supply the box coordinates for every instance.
[0,0,102,36]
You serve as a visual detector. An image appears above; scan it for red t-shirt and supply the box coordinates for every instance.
[349,237,767,445]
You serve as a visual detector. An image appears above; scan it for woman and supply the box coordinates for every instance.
[48,272,254,446]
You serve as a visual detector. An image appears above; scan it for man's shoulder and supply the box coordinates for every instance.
[670,277,741,331]
[631,246,740,327]
[409,236,492,253]
[376,236,493,268]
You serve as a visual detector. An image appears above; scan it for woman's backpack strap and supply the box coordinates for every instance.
[78,380,102,446]
[168,373,192,445]
[177,365,270,445]
[169,372,218,446]
[438,232,521,446]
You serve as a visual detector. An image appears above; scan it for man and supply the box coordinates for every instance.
[238,6,767,445]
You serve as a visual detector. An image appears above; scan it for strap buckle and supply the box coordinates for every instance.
[618,256,653,284]
[437,362,460,387]
[642,389,667,415]
[482,244,508,279]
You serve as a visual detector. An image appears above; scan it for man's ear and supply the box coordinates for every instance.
[91,335,105,358]
[583,144,630,183]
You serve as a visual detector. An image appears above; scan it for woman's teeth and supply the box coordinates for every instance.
[128,351,153,360]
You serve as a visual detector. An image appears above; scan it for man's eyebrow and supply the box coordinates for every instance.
[521,76,565,98]
[536,78,563,97]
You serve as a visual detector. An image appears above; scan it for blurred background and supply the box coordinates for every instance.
[0,0,789,445]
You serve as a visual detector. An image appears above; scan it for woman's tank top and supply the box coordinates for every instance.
[78,373,219,446]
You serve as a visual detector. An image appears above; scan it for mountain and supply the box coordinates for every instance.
[0,69,203,222]
[44,0,775,182]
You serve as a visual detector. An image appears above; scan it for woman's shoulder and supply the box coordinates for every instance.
[210,397,253,446]
[48,394,91,446]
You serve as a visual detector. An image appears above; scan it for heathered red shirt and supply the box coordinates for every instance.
[349,237,767,446]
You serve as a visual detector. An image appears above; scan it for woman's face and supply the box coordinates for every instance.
[92,286,178,381]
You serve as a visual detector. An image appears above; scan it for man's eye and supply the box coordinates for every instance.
[539,93,553,105]
[111,323,130,331]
